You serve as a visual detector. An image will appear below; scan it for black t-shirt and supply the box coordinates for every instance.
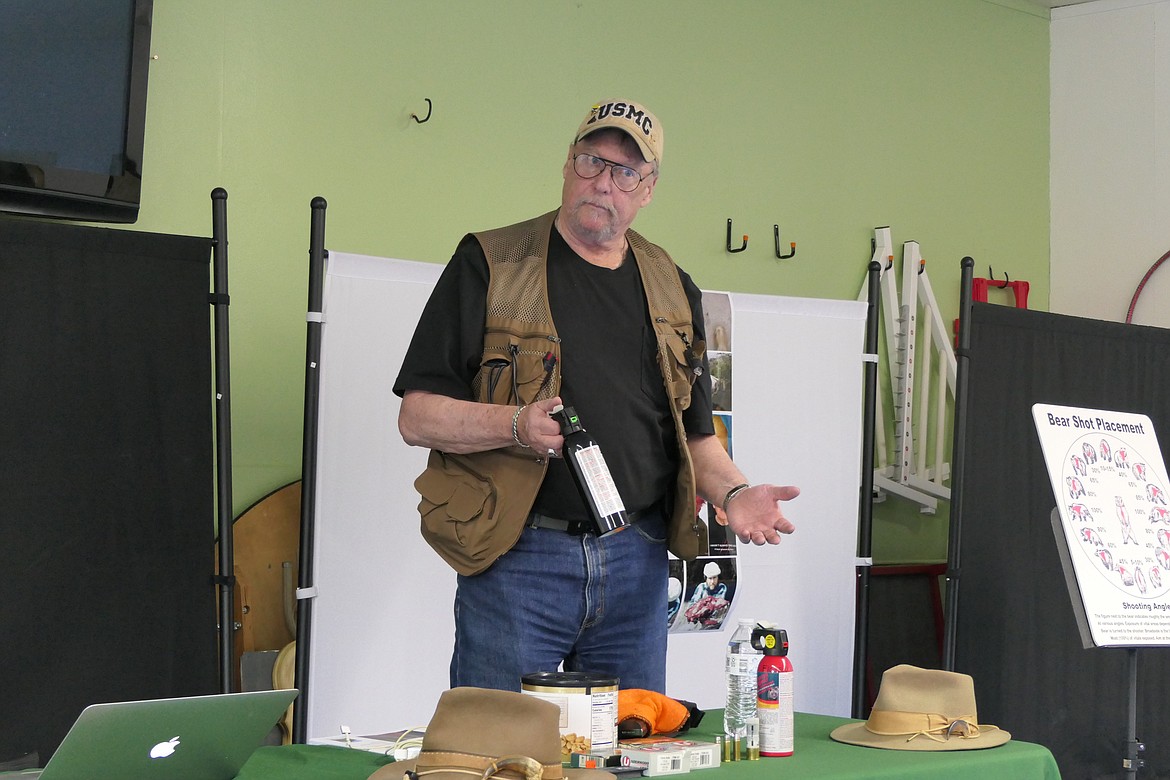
[394,223,714,522]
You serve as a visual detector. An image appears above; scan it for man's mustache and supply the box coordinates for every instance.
[573,198,617,220]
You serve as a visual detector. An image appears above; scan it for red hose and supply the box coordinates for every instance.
[1126,248,1170,323]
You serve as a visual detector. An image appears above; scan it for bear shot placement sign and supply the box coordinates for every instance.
[1033,403,1170,647]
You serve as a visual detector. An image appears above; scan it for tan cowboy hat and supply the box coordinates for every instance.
[829,665,1011,751]
[368,687,615,780]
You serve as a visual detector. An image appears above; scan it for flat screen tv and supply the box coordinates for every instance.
[0,0,153,223]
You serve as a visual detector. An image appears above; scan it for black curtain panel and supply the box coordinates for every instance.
[955,303,1170,780]
[0,217,217,763]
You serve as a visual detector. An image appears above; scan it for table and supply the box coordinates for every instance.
[234,711,1061,780]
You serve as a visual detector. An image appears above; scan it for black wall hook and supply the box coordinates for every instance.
[726,219,748,253]
[411,98,432,124]
[773,225,796,259]
[988,265,1009,287]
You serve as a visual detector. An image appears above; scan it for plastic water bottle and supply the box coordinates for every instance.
[723,618,762,738]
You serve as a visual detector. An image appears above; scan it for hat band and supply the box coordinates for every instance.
[412,752,563,780]
[865,709,1001,745]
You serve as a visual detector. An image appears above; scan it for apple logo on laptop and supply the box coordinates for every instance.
[149,736,181,759]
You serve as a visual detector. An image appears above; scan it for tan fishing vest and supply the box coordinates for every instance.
[413,210,708,575]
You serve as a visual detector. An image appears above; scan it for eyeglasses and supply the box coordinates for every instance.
[571,153,653,193]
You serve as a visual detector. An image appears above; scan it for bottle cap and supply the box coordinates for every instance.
[553,405,584,436]
[751,627,789,655]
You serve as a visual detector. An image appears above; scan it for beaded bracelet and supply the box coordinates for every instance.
[721,483,751,513]
[512,405,530,448]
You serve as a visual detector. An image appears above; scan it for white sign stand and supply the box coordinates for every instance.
[1032,403,1170,775]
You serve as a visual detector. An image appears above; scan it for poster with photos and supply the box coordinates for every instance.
[668,291,740,633]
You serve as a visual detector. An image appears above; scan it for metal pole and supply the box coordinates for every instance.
[293,196,328,743]
[1123,648,1145,776]
[942,257,974,669]
[210,187,235,694]
[852,260,881,718]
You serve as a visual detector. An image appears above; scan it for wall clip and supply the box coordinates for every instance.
[411,98,433,124]
[726,219,748,253]
[774,224,796,259]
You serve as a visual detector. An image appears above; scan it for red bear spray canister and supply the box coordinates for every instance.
[751,626,793,757]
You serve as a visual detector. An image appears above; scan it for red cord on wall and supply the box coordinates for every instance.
[1126,248,1170,323]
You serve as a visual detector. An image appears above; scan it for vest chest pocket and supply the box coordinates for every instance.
[475,333,559,406]
[659,331,704,410]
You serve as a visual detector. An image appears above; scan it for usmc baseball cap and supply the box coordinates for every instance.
[574,99,663,164]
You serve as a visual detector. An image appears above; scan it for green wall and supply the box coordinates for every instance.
[137,0,1049,562]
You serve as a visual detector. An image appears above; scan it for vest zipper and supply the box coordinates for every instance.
[484,327,562,343]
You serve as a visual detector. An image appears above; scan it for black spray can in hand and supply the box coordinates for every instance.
[552,404,630,536]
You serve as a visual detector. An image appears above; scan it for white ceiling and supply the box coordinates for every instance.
[1029,0,1099,6]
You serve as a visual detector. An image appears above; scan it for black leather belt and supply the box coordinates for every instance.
[527,502,661,536]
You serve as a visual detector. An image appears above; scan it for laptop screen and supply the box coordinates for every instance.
[34,689,297,780]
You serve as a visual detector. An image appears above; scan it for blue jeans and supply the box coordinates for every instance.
[451,510,669,692]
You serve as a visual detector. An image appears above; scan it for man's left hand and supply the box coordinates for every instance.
[724,484,799,545]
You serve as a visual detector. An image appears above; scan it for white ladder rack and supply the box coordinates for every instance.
[858,227,955,514]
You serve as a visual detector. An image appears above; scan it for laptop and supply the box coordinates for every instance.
[7,689,298,780]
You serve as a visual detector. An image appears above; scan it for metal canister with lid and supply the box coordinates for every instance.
[521,671,620,759]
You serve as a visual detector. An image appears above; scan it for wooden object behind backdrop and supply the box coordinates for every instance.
[216,481,301,689]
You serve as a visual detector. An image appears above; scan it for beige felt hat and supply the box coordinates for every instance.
[574,99,663,164]
[368,687,615,780]
[829,665,1011,751]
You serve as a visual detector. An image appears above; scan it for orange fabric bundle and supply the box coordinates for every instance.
[617,689,691,737]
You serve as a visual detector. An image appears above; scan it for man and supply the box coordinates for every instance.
[394,98,798,693]
[684,561,731,630]
[690,561,728,606]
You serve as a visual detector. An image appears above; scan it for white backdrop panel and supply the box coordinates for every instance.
[305,253,447,739]
[729,293,865,719]
[306,253,866,738]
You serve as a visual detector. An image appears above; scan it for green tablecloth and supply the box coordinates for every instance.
[236,711,1061,780]
[236,743,394,779]
[687,712,1061,780]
